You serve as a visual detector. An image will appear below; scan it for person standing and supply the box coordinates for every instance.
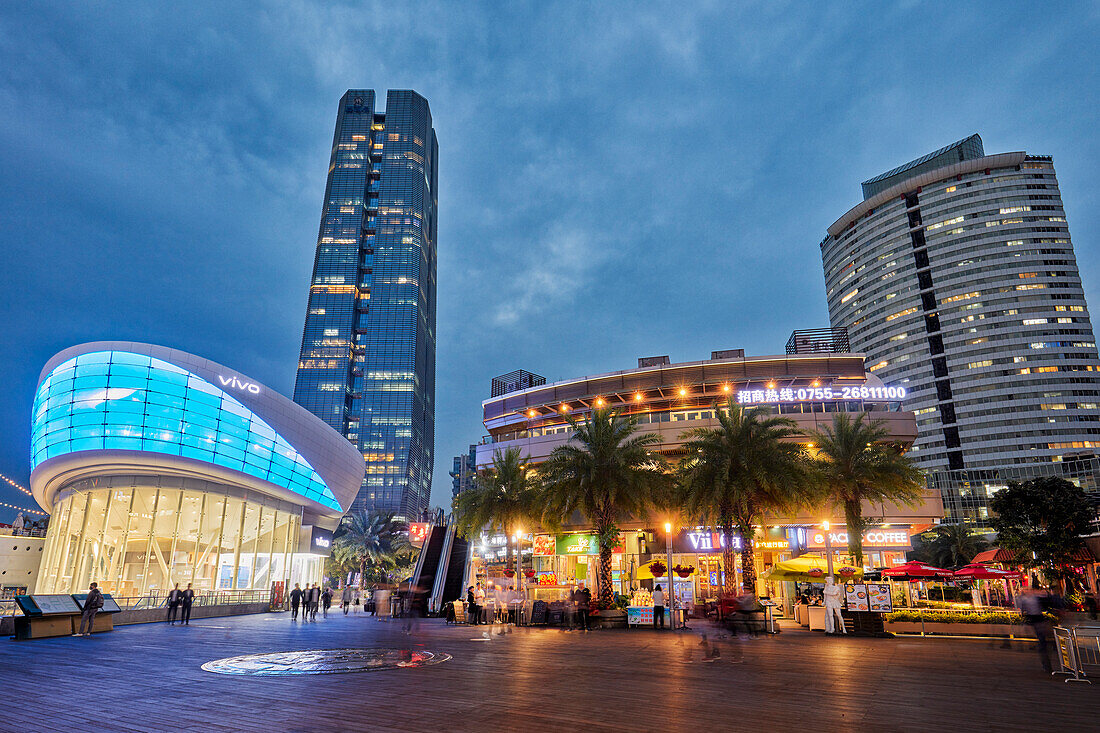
[321,587,333,618]
[653,585,666,629]
[289,583,303,620]
[166,583,183,625]
[574,583,592,632]
[180,583,195,625]
[12,512,24,535]
[341,585,353,615]
[466,586,480,625]
[75,582,103,637]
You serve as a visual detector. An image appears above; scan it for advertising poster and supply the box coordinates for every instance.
[532,535,556,556]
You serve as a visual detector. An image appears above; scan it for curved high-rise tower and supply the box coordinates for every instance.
[821,135,1100,523]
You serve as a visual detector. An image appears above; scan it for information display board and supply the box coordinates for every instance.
[19,595,82,616]
[844,583,892,613]
[72,593,122,613]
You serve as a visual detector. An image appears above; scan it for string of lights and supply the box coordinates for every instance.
[0,470,33,498]
[0,500,45,516]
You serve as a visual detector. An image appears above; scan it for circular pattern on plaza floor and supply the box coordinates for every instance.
[201,648,452,676]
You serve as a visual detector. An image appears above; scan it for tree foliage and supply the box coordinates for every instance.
[676,400,816,593]
[331,510,412,588]
[990,476,1094,583]
[912,523,990,568]
[811,412,924,564]
[539,407,667,608]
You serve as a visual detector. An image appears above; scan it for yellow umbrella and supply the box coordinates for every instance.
[761,554,863,582]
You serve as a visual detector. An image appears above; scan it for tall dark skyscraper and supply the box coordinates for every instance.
[294,90,438,520]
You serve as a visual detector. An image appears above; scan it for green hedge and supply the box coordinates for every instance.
[884,610,1034,625]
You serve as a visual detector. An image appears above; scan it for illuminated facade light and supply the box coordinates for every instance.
[634,392,644,401]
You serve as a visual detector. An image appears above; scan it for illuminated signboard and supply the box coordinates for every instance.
[553,533,625,555]
[736,384,906,404]
[533,535,555,556]
[678,529,792,552]
[310,526,334,555]
[409,523,429,546]
[217,374,261,394]
[806,526,912,550]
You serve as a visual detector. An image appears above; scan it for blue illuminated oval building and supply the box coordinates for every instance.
[29,342,364,596]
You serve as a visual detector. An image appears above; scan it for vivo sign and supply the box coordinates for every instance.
[218,375,261,394]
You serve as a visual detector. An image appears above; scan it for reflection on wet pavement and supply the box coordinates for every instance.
[201,648,452,676]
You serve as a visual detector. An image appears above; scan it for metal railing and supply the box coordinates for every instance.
[1054,625,1100,684]
[1,589,271,618]
[0,527,47,538]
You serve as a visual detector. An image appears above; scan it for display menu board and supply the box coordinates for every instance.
[845,584,870,612]
[627,606,655,626]
[866,583,892,613]
[29,595,82,615]
[844,583,892,613]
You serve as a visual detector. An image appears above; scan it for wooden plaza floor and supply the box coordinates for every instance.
[0,610,1096,732]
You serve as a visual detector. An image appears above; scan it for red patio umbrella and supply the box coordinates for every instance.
[952,564,1022,580]
[881,561,953,579]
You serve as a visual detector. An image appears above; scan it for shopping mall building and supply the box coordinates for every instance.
[28,342,364,597]
[475,336,943,611]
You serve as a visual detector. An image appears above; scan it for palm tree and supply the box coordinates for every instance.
[916,523,990,568]
[331,510,411,588]
[539,407,667,609]
[811,412,925,565]
[451,447,539,580]
[677,400,816,595]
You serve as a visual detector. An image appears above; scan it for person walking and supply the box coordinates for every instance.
[341,585,353,615]
[574,583,592,632]
[1016,586,1053,672]
[289,583,303,620]
[75,582,103,637]
[653,585,666,629]
[308,583,321,621]
[180,583,195,625]
[321,587,333,618]
[166,583,183,625]
[823,578,846,635]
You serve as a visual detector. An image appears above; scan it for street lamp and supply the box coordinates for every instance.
[822,520,834,580]
[664,521,674,629]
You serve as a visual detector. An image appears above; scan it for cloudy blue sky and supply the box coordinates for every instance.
[1,2,1097,517]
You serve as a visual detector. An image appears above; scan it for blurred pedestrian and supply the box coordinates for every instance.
[341,585,353,615]
[574,582,592,632]
[289,583,303,620]
[308,584,321,621]
[166,583,182,625]
[466,586,480,625]
[321,586,333,618]
[1016,586,1053,672]
[180,583,195,625]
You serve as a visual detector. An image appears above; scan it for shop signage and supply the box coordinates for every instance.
[408,523,429,546]
[557,533,598,555]
[310,526,334,555]
[553,533,624,555]
[533,535,555,556]
[217,375,261,394]
[736,384,906,405]
[677,529,791,552]
[537,571,557,585]
[807,526,911,550]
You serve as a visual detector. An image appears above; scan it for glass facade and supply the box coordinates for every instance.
[36,475,317,596]
[294,89,438,520]
[31,350,340,511]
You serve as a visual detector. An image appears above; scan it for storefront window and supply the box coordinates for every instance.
[39,477,310,596]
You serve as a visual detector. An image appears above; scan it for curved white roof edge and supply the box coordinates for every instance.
[32,341,364,516]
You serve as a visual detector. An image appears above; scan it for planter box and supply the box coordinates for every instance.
[595,610,627,629]
[884,620,1036,637]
